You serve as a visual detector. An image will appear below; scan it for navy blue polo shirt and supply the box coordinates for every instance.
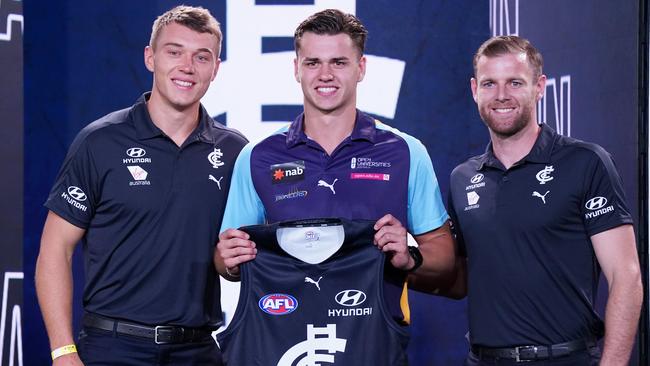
[220,110,448,321]
[448,123,633,347]
[45,93,247,327]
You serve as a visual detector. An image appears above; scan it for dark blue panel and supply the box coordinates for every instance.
[262,36,295,53]
[256,0,314,4]
[262,105,304,122]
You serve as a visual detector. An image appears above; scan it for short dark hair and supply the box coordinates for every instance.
[294,9,368,55]
[150,6,222,55]
[473,36,543,79]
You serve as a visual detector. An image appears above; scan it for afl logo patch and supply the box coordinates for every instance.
[259,294,298,315]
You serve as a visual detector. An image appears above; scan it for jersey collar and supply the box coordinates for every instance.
[286,109,377,148]
[477,123,557,170]
[131,92,216,144]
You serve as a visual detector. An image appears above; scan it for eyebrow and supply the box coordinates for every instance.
[162,42,215,55]
[302,56,350,62]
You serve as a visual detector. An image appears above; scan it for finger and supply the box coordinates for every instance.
[218,237,255,251]
[374,214,397,230]
[219,228,250,241]
[224,252,257,268]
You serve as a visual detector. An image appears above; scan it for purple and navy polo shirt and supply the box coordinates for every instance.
[220,110,448,321]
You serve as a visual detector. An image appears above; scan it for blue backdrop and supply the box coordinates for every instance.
[21,1,641,365]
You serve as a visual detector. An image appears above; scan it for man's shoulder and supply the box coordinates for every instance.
[74,106,134,145]
[451,154,484,176]
[552,133,612,164]
[206,118,249,147]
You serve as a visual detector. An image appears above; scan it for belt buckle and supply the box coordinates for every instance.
[154,326,180,345]
[513,346,535,363]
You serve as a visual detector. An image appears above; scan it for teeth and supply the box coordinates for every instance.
[317,87,336,93]
[174,80,193,87]
[494,108,514,113]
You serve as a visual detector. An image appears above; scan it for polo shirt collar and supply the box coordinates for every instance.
[477,123,557,170]
[286,109,377,148]
[131,92,215,144]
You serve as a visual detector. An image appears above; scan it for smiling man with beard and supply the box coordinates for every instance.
[448,36,642,365]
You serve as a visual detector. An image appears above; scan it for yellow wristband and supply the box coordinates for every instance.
[51,344,77,360]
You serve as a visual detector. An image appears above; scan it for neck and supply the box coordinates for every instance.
[490,122,541,169]
[146,93,200,147]
[303,106,357,155]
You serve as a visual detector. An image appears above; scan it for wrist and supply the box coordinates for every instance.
[52,344,77,360]
[406,246,423,272]
[225,266,240,278]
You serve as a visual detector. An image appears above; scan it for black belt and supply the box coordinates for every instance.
[471,339,593,362]
[83,313,213,345]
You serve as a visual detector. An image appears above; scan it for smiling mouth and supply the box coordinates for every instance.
[316,86,337,94]
[493,107,516,113]
[173,79,194,88]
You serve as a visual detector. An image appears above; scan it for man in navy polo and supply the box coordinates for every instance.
[35,6,246,365]
[214,8,457,358]
[448,36,642,365]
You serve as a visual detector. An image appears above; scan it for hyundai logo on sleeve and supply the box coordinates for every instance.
[584,196,614,219]
[126,147,146,158]
[67,186,87,201]
[585,196,607,210]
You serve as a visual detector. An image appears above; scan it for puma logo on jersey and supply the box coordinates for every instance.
[317,179,338,194]
[304,276,323,291]
[209,174,223,190]
[532,190,550,204]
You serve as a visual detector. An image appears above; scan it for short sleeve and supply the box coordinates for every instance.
[581,147,633,236]
[219,143,266,232]
[44,131,100,229]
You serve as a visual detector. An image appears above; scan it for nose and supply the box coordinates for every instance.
[179,54,195,73]
[318,64,334,81]
[496,85,509,101]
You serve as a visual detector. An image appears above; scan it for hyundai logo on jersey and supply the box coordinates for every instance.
[259,293,299,315]
[270,161,305,184]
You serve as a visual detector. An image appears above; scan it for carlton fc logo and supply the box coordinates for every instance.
[208,148,225,169]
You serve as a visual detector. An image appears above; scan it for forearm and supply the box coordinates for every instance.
[35,249,76,349]
[600,270,642,365]
[407,223,461,297]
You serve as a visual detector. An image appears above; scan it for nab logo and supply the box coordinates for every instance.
[585,196,607,210]
[259,294,298,315]
[271,161,305,184]
[335,290,367,307]
[126,147,146,158]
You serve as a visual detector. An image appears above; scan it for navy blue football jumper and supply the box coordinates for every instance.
[218,218,410,366]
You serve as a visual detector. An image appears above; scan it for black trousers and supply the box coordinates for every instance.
[464,347,601,366]
[78,327,223,366]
